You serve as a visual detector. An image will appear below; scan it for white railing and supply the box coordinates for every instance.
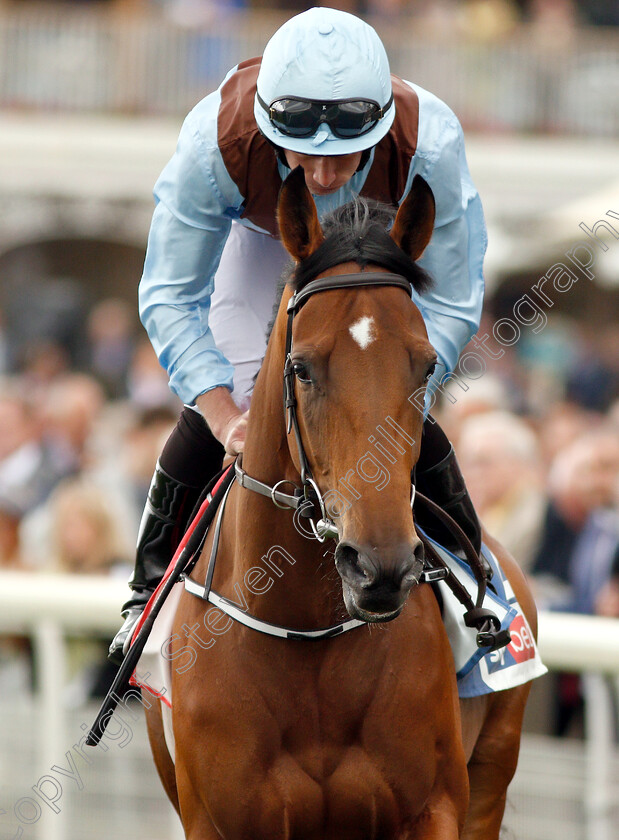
[0,6,618,135]
[0,571,617,839]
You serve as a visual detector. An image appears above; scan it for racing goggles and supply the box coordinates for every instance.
[258,92,394,139]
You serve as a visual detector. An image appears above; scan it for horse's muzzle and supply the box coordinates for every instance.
[335,539,425,622]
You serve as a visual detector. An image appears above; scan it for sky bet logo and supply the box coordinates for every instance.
[487,614,536,672]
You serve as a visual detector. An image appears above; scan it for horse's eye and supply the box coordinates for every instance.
[293,362,312,384]
[424,362,437,382]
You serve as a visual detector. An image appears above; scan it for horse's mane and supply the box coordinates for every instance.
[265,197,434,349]
[291,196,434,296]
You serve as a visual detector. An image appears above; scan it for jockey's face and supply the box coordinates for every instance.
[283,151,362,196]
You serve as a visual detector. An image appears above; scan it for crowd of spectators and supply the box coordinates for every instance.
[11,0,615,30]
[437,314,619,735]
[0,296,180,698]
[0,283,617,728]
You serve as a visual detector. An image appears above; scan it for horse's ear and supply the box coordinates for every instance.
[277,166,324,261]
[390,176,435,262]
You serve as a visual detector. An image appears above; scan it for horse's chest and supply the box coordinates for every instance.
[187,690,436,839]
[206,741,427,839]
[265,746,407,838]
[173,614,456,837]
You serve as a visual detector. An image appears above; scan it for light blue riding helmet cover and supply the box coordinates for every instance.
[254,7,395,156]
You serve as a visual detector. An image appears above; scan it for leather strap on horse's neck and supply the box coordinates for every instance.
[415,491,511,651]
[234,457,301,510]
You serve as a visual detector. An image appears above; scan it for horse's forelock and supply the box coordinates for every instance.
[264,197,433,351]
[290,197,433,296]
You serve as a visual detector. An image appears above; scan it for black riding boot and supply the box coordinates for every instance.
[414,418,486,569]
[416,446,482,557]
[108,463,202,664]
[108,406,225,664]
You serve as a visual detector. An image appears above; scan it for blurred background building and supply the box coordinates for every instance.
[0,2,617,840]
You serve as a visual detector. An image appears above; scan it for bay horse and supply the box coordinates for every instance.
[144,168,537,839]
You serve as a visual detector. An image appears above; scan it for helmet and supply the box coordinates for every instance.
[255,7,395,156]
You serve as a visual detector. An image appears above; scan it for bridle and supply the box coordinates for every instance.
[292,272,416,538]
[236,271,414,541]
[196,271,509,649]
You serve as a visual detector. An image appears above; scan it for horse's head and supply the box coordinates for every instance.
[276,167,437,623]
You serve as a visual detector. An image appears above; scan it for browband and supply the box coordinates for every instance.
[287,272,412,314]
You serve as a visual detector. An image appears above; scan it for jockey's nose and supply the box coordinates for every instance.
[313,158,337,188]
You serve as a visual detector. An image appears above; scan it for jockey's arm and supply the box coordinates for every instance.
[138,94,248,410]
[405,84,487,403]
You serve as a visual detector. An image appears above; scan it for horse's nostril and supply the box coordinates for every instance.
[413,538,425,567]
[400,538,425,588]
[335,543,376,587]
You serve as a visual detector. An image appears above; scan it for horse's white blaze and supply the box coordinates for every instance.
[349,316,376,350]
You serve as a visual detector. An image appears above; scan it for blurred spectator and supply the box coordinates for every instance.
[530,426,619,609]
[532,426,619,735]
[437,372,511,443]
[570,505,619,616]
[458,0,521,41]
[19,402,176,571]
[19,339,71,404]
[564,324,619,414]
[46,477,132,576]
[534,400,597,469]
[526,0,578,46]
[0,380,63,689]
[86,298,136,400]
[0,379,69,518]
[42,477,133,704]
[567,427,619,618]
[41,373,106,474]
[457,410,546,571]
[121,405,179,509]
[529,425,619,736]
[575,0,619,26]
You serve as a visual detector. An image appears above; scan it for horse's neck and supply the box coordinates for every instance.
[213,313,345,630]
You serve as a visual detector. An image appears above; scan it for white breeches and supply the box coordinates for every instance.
[209,222,290,410]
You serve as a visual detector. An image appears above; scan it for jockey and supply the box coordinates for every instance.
[109,7,488,662]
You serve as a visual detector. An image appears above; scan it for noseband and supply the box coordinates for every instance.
[236,271,413,541]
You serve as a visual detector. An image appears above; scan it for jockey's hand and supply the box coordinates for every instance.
[195,387,248,456]
[221,411,249,455]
